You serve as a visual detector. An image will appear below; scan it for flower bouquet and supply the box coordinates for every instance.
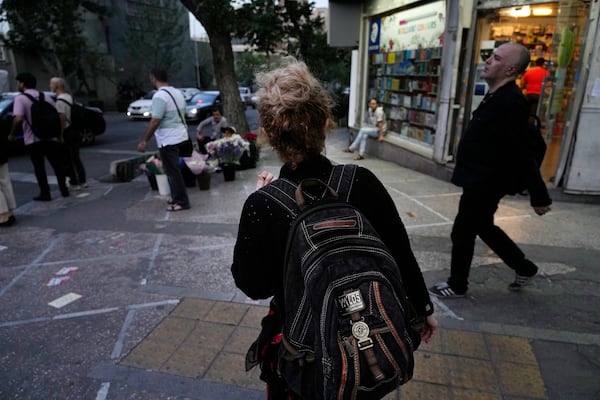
[143,155,164,175]
[183,150,211,175]
[205,134,249,166]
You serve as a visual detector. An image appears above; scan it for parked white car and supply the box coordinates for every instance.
[126,88,197,119]
[126,90,155,119]
[179,87,201,102]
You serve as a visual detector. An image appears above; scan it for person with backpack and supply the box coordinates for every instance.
[8,72,69,201]
[50,76,88,190]
[429,43,552,299]
[231,60,437,399]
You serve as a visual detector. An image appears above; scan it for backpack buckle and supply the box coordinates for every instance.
[351,321,373,350]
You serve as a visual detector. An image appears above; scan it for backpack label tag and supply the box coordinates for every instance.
[338,289,365,315]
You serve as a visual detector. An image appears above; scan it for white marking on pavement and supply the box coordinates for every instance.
[126,299,179,310]
[384,185,452,222]
[0,300,178,328]
[412,192,462,198]
[140,234,164,285]
[9,171,57,184]
[53,307,120,320]
[406,221,453,229]
[0,237,61,297]
[111,309,136,359]
[95,382,111,400]
[430,296,464,320]
[48,292,83,309]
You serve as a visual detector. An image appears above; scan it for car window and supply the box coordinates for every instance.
[189,92,219,105]
[0,98,13,114]
[143,90,156,100]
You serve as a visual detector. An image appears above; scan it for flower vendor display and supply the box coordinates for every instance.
[143,155,164,174]
[182,151,213,190]
[183,151,210,175]
[205,133,249,166]
[238,132,260,170]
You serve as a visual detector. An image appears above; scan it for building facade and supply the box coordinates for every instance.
[330,0,600,194]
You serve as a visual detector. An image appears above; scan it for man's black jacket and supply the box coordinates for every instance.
[452,81,552,207]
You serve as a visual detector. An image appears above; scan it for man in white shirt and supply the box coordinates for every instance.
[137,68,190,211]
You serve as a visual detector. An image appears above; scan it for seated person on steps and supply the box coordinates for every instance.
[343,97,386,160]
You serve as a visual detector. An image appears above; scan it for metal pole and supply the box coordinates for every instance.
[194,41,200,88]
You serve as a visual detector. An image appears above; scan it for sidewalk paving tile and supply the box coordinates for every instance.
[121,298,549,399]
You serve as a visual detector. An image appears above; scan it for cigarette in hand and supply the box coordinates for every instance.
[256,171,274,190]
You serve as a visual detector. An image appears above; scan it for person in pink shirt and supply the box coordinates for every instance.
[520,57,549,115]
[8,72,69,201]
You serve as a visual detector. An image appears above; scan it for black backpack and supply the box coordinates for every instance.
[57,98,86,130]
[259,165,422,400]
[22,92,62,140]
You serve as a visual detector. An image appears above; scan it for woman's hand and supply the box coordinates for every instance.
[256,171,275,190]
[420,315,438,344]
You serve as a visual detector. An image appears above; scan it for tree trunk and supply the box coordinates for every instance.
[180,0,250,135]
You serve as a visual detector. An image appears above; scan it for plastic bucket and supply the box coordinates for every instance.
[155,174,171,196]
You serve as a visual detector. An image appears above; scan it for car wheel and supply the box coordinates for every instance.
[80,128,96,146]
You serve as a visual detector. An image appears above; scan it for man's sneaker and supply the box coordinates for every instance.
[428,282,466,298]
[508,273,535,291]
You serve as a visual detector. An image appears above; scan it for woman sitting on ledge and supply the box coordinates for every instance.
[343,97,386,160]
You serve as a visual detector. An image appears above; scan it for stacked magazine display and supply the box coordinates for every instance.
[369,47,441,146]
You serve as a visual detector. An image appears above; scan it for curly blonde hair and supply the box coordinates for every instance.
[256,59,333,167]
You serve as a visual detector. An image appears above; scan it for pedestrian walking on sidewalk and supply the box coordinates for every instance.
[137,67,190,212]
[232,59,437,399]
[9,72,69,201]
[343,97,386,160]
[429,43,552,299]
[50,77,88,190]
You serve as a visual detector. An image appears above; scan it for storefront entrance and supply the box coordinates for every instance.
[467,1,590,184]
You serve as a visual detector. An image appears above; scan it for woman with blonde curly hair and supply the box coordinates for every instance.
[231,60,437,399]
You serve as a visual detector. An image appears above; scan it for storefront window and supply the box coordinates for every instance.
[468,1,589,182]
[367,1,445,148]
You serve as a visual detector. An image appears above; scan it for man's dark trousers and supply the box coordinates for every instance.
[448,187,537,293]
[29,140,68,196]
[159,143,189,208]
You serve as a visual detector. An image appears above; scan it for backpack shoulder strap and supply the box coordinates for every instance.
[258,178,300,218]
[160,88,187,127]
[258,164,358,216]
[21,92,37,103]
[57,98,73,107]
[327,164,357,202]
[20,93,39,128]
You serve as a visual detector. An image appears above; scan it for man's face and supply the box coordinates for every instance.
[49,79,57,92]
[481,44,518,82]
[16,81,24,93]
[212,111,221,122]
[368,99,378,110]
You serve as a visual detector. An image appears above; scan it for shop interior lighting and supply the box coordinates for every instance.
[509,6,531,17]
[532,7,553,16]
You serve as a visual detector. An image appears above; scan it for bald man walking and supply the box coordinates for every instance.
[430,43,552,298]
